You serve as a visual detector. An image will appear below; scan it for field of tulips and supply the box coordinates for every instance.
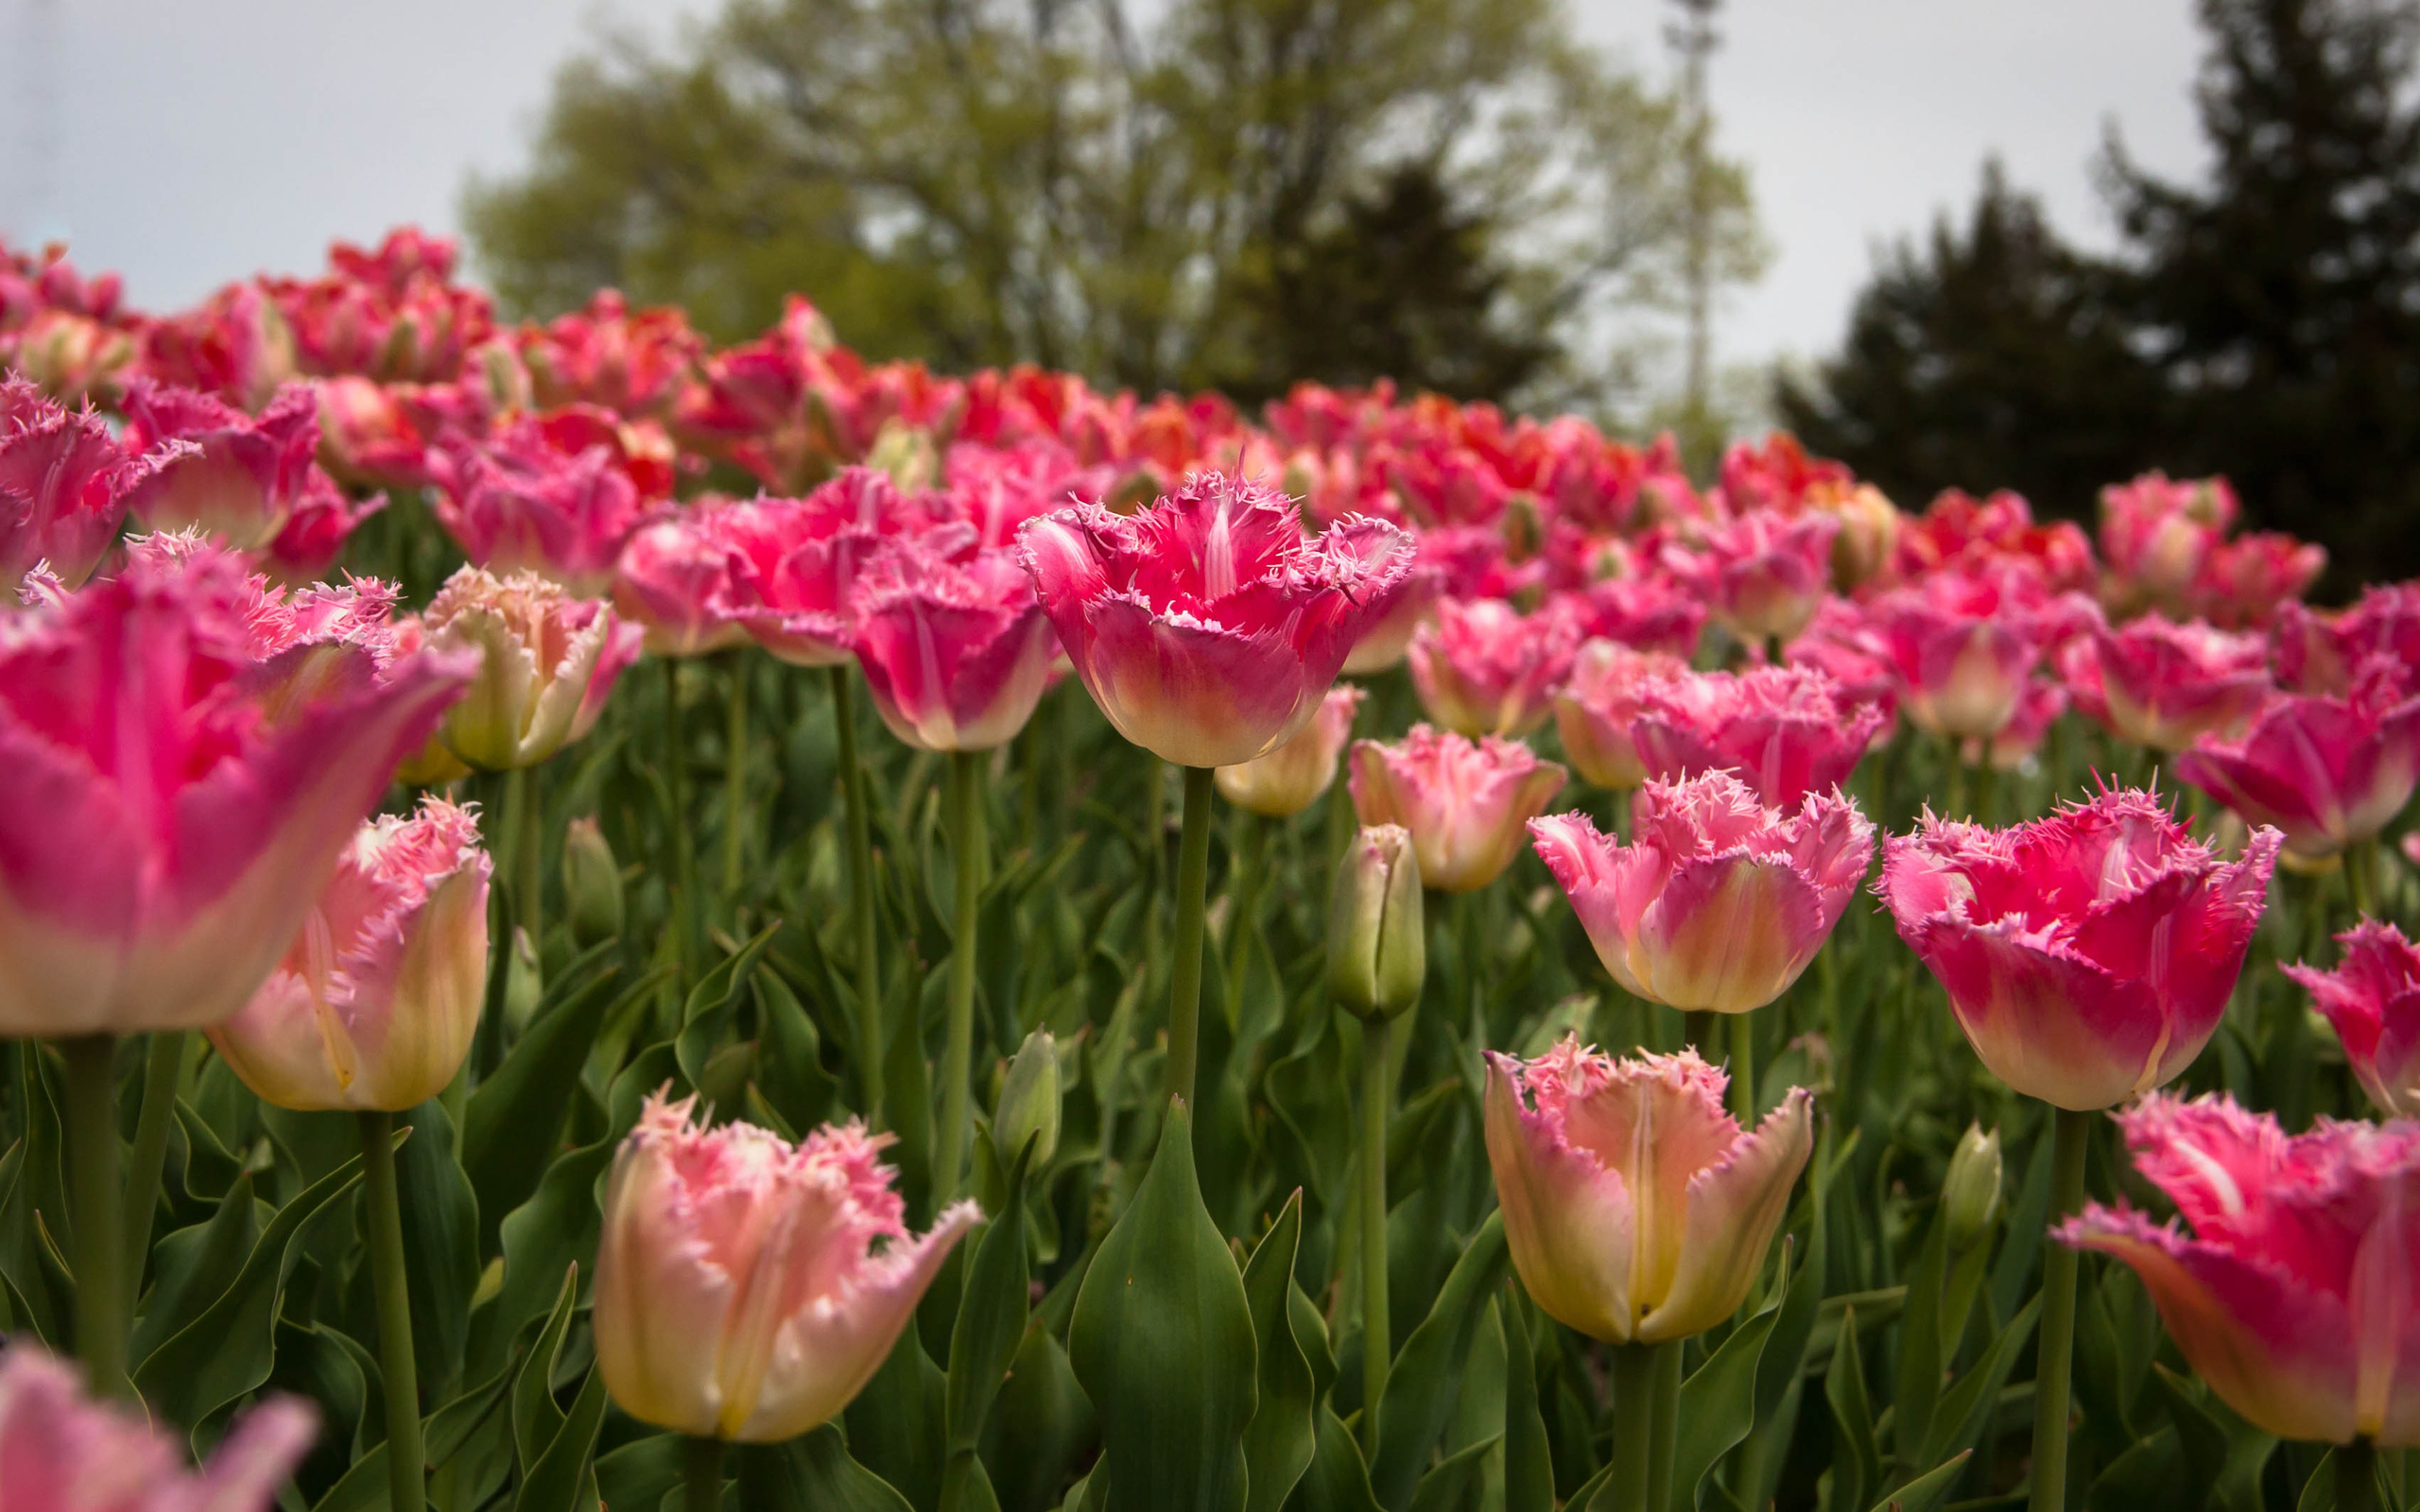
[8,225,2420,1512]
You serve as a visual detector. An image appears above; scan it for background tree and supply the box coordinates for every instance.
[463,0,1763,411]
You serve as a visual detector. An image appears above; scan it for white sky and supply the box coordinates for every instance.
[1,0,2207,373]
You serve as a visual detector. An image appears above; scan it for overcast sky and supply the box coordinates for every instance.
[0,0,2208,374]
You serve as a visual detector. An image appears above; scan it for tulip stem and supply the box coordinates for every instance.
[2346,836,2378,921]
[664,659,699,986]
[1605,1340,1677,1512]
[1730,1013,1756,1121]
[359,1109,424,1512]
[60,1034,126,1398]
[722,651,752,901]
[1358,1014,1393,1457]
[1684,1008,1717,1060]
[1650,1334,1681,1512]
[509,764,544,997]
[2334,1440,2379,1512]
[120,1029,187,1305]
[831,665,884,1123]
[683,1434,725,1512]
[937,750,986,1201]
[1166,765,1216,1108]
[2029,1104,2090,1512]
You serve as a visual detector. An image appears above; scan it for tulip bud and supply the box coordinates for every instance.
[993,1029,1062,1168]
[562,816,626,945]
[1944,1124,2003,1250]
[504,926,543,1036]
[1328,825,1426,1021]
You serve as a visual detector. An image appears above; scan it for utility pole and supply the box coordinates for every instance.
[1666,0,1720,450]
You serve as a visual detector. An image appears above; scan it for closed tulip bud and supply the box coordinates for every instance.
[1944,1124,2003,1250]
[503,926,543,1037]
[562,816,626,946]
[595,1094,978,1441]
[994,1029,1062,1168]
[1327,824,1426,1020]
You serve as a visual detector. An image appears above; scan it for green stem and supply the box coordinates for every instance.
[61,1035,125,1397]
[120,1030,186,1303]
[1358,1014,1394,1458]
[1165,765,1215,1108]
[1683,1008,1718,1060]
[1973,759,1998,828]
[1226,810,1267,1025]
[832,665,884,1123]
[722,651,751,901]
[360,1109,424,1512]
[1606,1342,1659,1512]
[1943,740,1969,821]
[940,1452,976,1512]
[509,763,544,998]
[937,750,986,1201]
[2337,1439,2379,1512]
[683,1434,725,1512]
[1649,1335,1681,1512]
[663,659,698,985]
[2029,1105,2091,1512]
[1730,1012,1756,1122]
[2346,836,2378,922]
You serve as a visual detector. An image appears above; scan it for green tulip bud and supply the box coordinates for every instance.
[503,925,544,1035]
[1945,1123,2004,1250]
[994,1028,1062,1168]
[562,815,625,946]
[1328,824,1425,1020]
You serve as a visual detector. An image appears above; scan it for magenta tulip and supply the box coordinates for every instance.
[1350,724,1567,894]
[2175,667,2420,862]
[1626,662,1887,809]
[850,538,1059,752]
[1408,595,1582,738]
[2060,615,2271,752]
[2287,921,2420,1117]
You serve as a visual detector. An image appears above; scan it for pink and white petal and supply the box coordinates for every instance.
[1641,1088,1813,1343]
[1909,917,2165,1109]
[1484,1056,1641,1343]
[1634,854,1827,1015]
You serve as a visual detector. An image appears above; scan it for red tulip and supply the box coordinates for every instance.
[434,415,657,596]
[2059,615,2272,752]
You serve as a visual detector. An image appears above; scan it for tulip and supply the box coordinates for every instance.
[205,798,490,1112]
[613,503,754,658]
[2059,615,2271,752]
[1877,786,2278,1109]
[850,538,1059,752]
[433,416,657,596]
[1408,595,1582,738]
[314,374,433,490]
[1626,662,1888,809]
[1820,481,1903,591]
[1340,560,1443,675]
[2057,1093,2420,1448]
[2286,921,2420,1117]
[1216,683,1362,817]
[0,1345,316,1512]
[1017,471,1413,768]
[2175,666,2420,863]
[2196,530,2325,630]
[562,815,627,946]
[1551,639,1691,792]
[422,564,642,772]
[1567,574,1707,660]
[1350,725,1567,895]
[595,1093,980,1442]
[1328,823,1426,1021]
[994,1028,1063,1168]
[1944,1124,2004,1250]
[1974,679,2066,771]
[2098,471,2235,620]
[2273,583,2420,696]
[722,469,962,667]
[0,377,166,593]
[1865,571,2073,741]
[1484,1039,1812,1344]
[260,473,387,586]
[117,381,322,552]
[1663,507,1837,646]
[1530,770,1873,1016]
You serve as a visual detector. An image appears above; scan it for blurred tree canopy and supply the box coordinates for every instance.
[463,0,1764,413]
[1781,0,2420,591]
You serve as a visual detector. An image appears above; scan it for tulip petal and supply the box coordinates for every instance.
[1484,1053,1640,1343]
[1641,1087,1814,1342]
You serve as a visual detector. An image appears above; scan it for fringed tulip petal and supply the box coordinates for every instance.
[1351,725,1566,894]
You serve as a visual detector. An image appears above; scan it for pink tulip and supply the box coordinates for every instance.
[1,377,172,593]
[258,473,388,586]
[313,375,434,491]
[1483,1040,1813,1343]
[1019,472,1412,767]
[1784,599,1900,728]
[433,416,657,596]
[1530,771,1872,1015]
[0,542,471,1037]
[1551,639,1691,792]
[2175,666,2420,861]
[2059,615,2272,752]
[2287,921,2420,1117]
[1664,507,1837,646]
[1340,560,1442,675]
[722,469,964,667]
[1876,788,2279,1109]
[2098,472,2236,619]
[1350,724,1567,894]
[1865,571,2078,740]
[1566,574,1706,659]
[206,797,490,1111]
[422,564,643,771]
[612,501,754,658]
[0,1345,316,1512]
[2057,1094,2420,1446]
[1217,683,1362,817]
[117,381,322,553]
[594,1093,979,1441]
[1626,662,1887,809]
[1408,595,1583,738]
[2273,583,2420,696]
[850,538,1059,751]
[2195,530,2325,630]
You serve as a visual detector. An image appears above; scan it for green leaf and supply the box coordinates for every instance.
[1283,1406,1384,1512]
[847,1323,949,1512]
[1916,1294,2040,1473]
[672,921,784,1095]
[1069,1099,1258,1512]
[1824,1306,1880,1512]
[510,1364,609,1512]
[595,1433,685,1512]
[1371,1212,1508,1510]
[1498,1300,1554,1512]
[978,1326,1098,1512]
[399,1098,483,1391]
[133,1132,372,1434]
[1668,1244,1790,1510]
[512,1264,582,1469]
[736,1427,920,1512]
[1893,1218,1948,1469]
[1241,1191,1317,1512]
[755,968,840,1134]
[1403,1435,1497,1512]
[945,1143,1035,1454]
[130,1168,261,1365]
[1863,1450,1969,1512]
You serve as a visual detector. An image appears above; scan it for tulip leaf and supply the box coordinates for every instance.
[512,1263,582,1468]
[133,1133,374,1435]
[2088,1427,2185,1510]
[1824,1306,1881,1512]
[594,1433,685,1512]
[945,1142,1035,1455]
[1282,1405,1385,1512]
[978,1324,1098,1512]
[1499,1299,1555,1512]
[736,1427,920,1512]
[1862,1449,1969,1512]
[399,1097,483,1390]
[510,1362,609,1512]
[130,1168,261,1365]
[1404,1435,1498,1512]
[1241,1190,1317,1512]
[1893,1218,1948,1469]
[672,921,784,1096]
[1069,1099,1259,1512]
[1916,1293,2040,1474]
[755,968,841,1135]
[1371,1211,1508,1510]
[848,1321,949,1512]
[1668,1241,1789,1511]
